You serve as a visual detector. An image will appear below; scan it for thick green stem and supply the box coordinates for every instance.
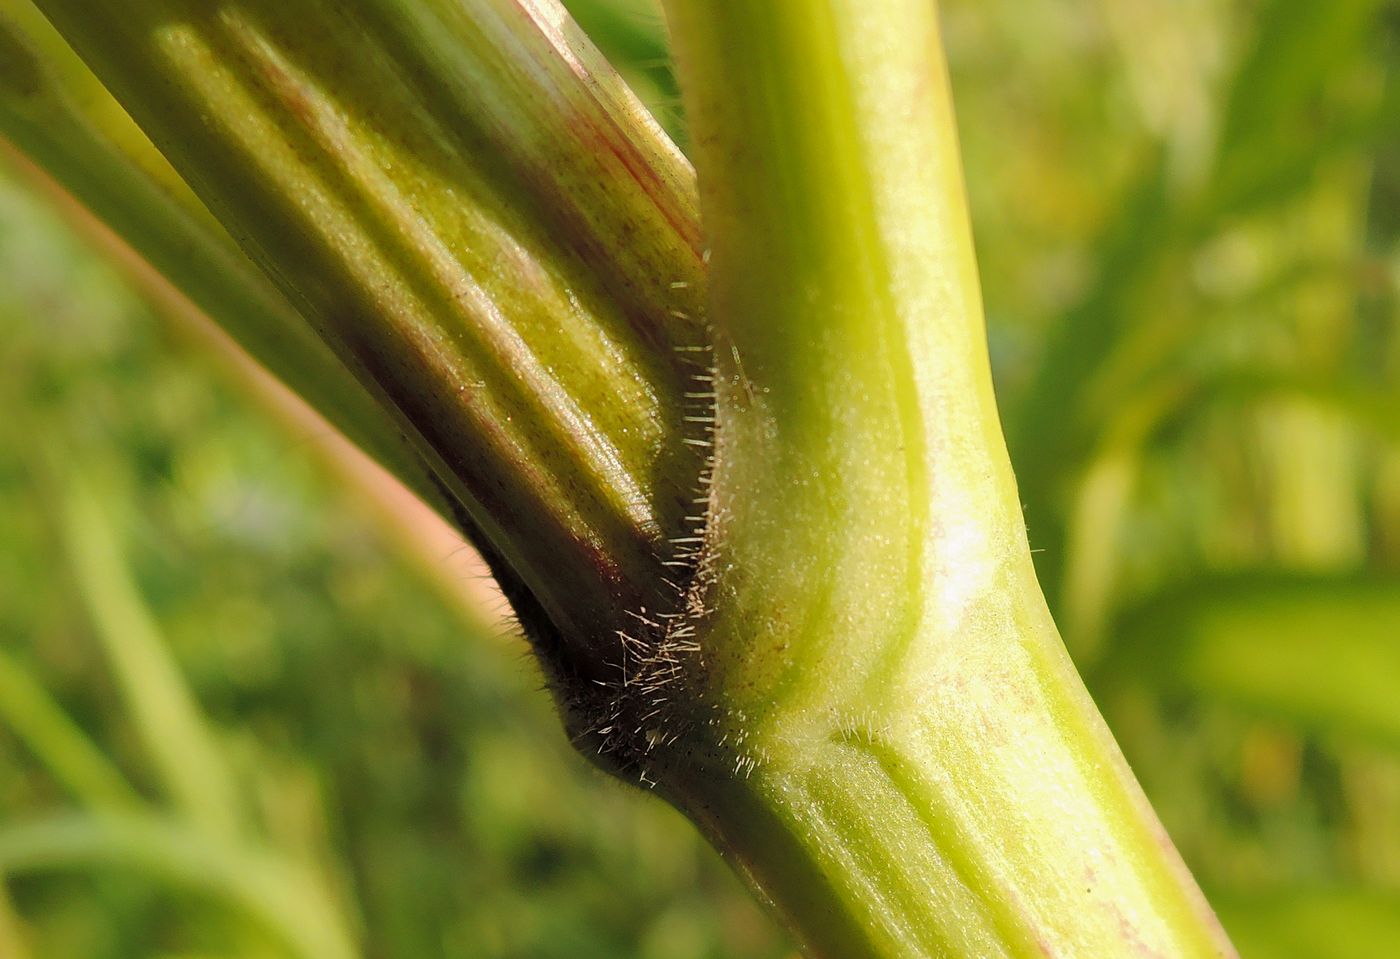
[26,0,706,686]
[656,2,1237,956]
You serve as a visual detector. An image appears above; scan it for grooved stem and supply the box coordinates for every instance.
[26,0,708,683]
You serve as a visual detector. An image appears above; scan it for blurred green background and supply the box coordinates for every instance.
[2,0,1400,956]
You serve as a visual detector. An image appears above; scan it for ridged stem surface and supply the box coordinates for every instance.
[26,0,707,683]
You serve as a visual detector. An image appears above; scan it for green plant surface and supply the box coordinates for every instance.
[1003,0,1396,605]
[0,648,140,813]
[1,0,1399,957]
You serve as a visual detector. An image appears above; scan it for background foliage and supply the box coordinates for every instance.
[1,0,1399,956]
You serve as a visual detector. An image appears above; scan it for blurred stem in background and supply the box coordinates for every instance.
[0,431,361,956]
[0,648,141,814]
[60,477,248,840]
[0,811,360,959]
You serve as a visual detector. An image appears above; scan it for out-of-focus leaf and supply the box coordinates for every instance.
[1008,153,1174,472]
[0,812,357,959]
[0,647,140,810]
[1214,888,1400,959]
[1005,154,1178,597]
[1211,0,1388,215]
[1060,447,1140,661]
[1144,374,1400,454]
[1107,575,1400,748]
[1009,0,1390,528]
[59,480,245,838]
[1207,89,1400,222]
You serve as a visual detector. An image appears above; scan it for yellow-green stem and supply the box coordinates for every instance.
[655,2,1237,956]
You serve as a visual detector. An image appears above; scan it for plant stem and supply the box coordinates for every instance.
[26,0,706,687]
[17,0,1239,953]
[656,2,1236,955]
